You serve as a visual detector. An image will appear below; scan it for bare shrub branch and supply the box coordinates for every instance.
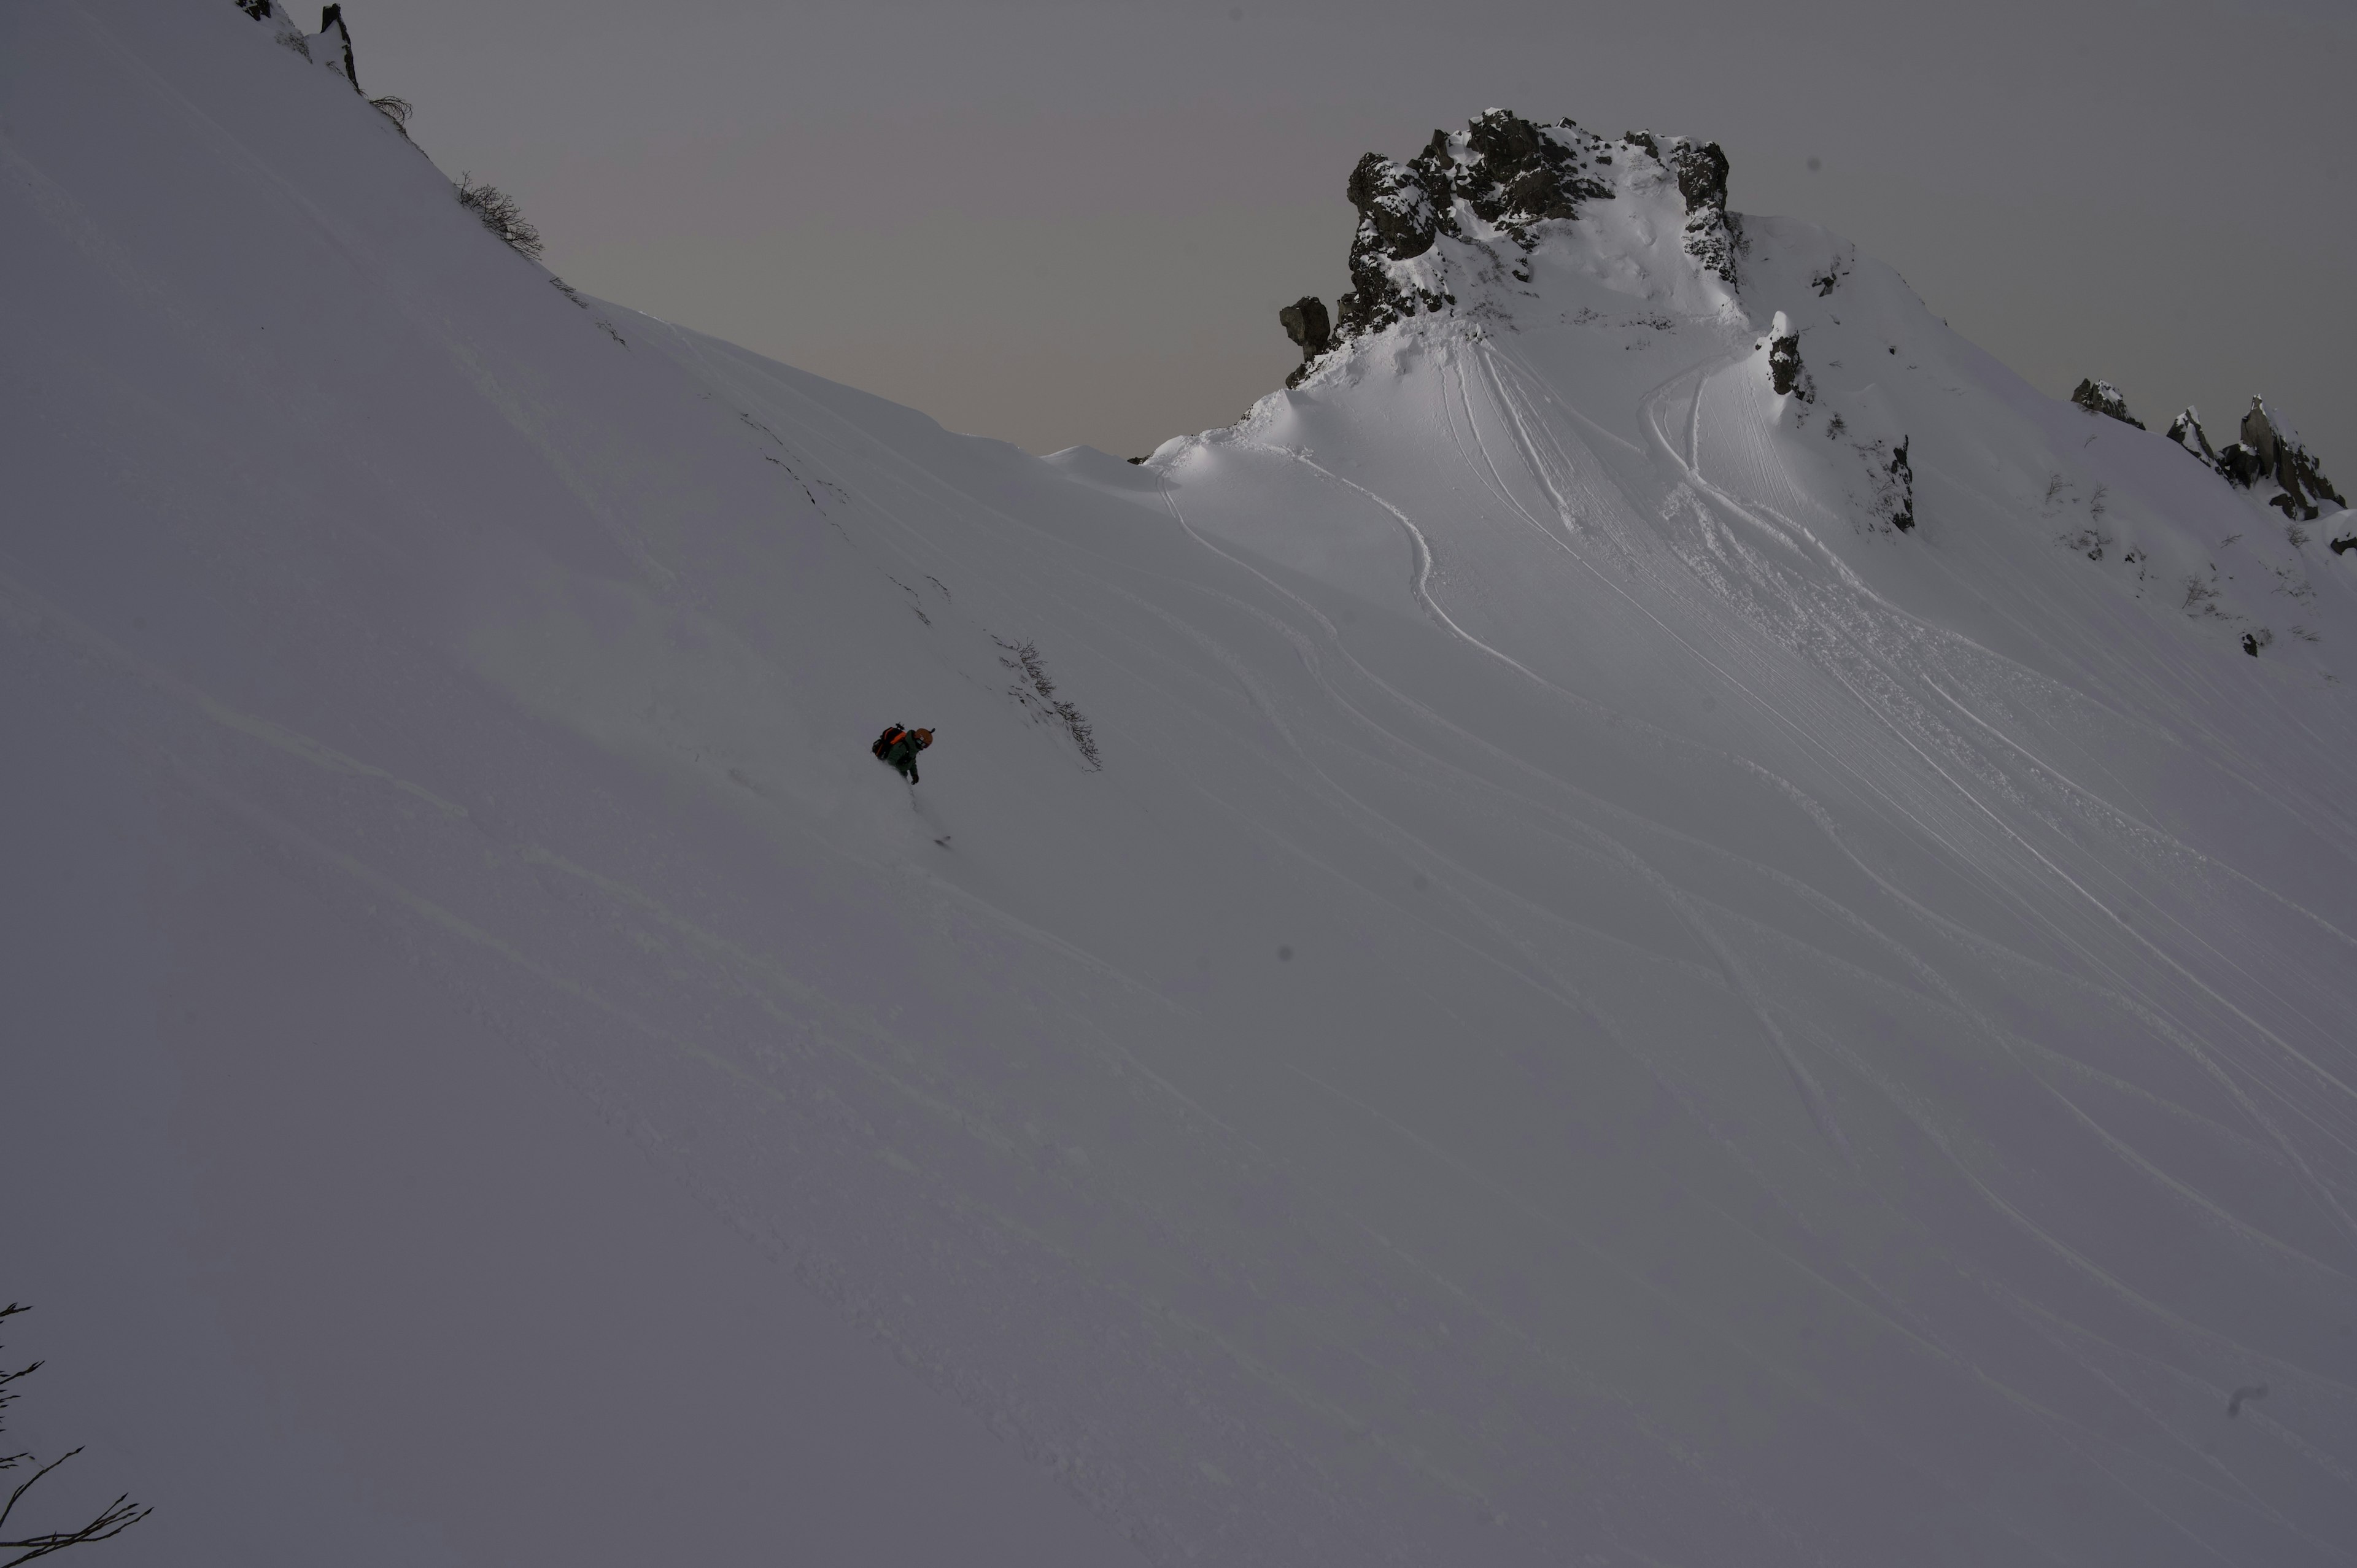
[0,1306,150,1566]
[455,173,543,261]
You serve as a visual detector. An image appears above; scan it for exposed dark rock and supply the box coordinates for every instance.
[1336,151,1449,339]
[1888,438,1914,531]
[1346,152,1441,261]
[2329,533,2355,555]
[2167,406,2220,471]
[1767,314,1812,402]
[1337,110,1621,341]
[2070,379,2145,430]
[1620,130,1742,284]
[1279,296,1333,387]
[2217,397,2346,522]
[314,4,357,88]
[1458,109,1601,235]
[234,0,273,18]
[1667,138,1742,285]
[1331,109,1743,345]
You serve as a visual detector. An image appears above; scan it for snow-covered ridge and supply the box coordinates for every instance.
[1243,105,2349,662]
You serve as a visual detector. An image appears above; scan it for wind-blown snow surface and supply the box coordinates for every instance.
[7,7,2357,1565]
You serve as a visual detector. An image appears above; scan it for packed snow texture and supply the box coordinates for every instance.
[5,6,2356,1566]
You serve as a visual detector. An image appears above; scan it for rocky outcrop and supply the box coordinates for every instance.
[1331,109,1740,346]
[1668,138,1741,285]
[1278,297,1332,388]
[1456,112,1609,238]
[2218,398,2345,522]
[1767,312,1812,401]
[2071,379,2145,430]
[309,4,357,87]
[1334,151,1450,341]
[1887,438,1916,531]
[2167,407,2220,471]
[2166,400,2343,523]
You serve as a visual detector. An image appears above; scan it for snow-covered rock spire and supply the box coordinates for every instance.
[2167,406,2221,471]
[309,5,358,89]
[2218,396,2345,521]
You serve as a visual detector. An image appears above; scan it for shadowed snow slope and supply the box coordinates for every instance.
[6,8,2356,1566]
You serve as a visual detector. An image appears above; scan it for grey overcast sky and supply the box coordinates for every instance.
[347,0,2353,462]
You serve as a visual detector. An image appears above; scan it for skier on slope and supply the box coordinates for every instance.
[871,724,934,784]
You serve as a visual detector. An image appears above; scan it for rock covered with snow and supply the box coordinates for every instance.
[307,4,358,88]
[1323,109,1741,349]
[2070,377,2145,428]
[2220,396,2345,520]
[2164,400,2343,522]
[2167,405,2221,470]
[232,0,360,90]
[1766,311,1812,401]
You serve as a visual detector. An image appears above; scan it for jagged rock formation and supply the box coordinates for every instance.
[1326,109,1740,349]
[2071,379,2145,429]
[1632,131,1741,287]
[235,0,360,90]
[2165,401,2343,523]
[309,4,357,87]
[1334,152,1453,339]
[2218,397,2345,522]
[1278,296,1331,388]
[2167,406,2220,471]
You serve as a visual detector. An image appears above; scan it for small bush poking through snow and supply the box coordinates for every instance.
[455,174,542,261]
[995,637,1101,770]
[369,94,412,133]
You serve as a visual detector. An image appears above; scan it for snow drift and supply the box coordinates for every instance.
[4,9,2354,1566]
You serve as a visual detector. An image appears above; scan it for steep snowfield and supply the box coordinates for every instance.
[6,7,2355,1566]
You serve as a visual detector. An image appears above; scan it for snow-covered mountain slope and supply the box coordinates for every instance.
[6,9,2355,1566]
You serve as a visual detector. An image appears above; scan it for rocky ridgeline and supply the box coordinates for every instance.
[1278,110,1741,382]
[2075,377,2345,525]
[2175,400,2345,524]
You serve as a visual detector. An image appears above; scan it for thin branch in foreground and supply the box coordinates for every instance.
[0,1306,150,1565]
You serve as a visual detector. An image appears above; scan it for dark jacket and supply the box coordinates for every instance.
[883,731,927,782]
